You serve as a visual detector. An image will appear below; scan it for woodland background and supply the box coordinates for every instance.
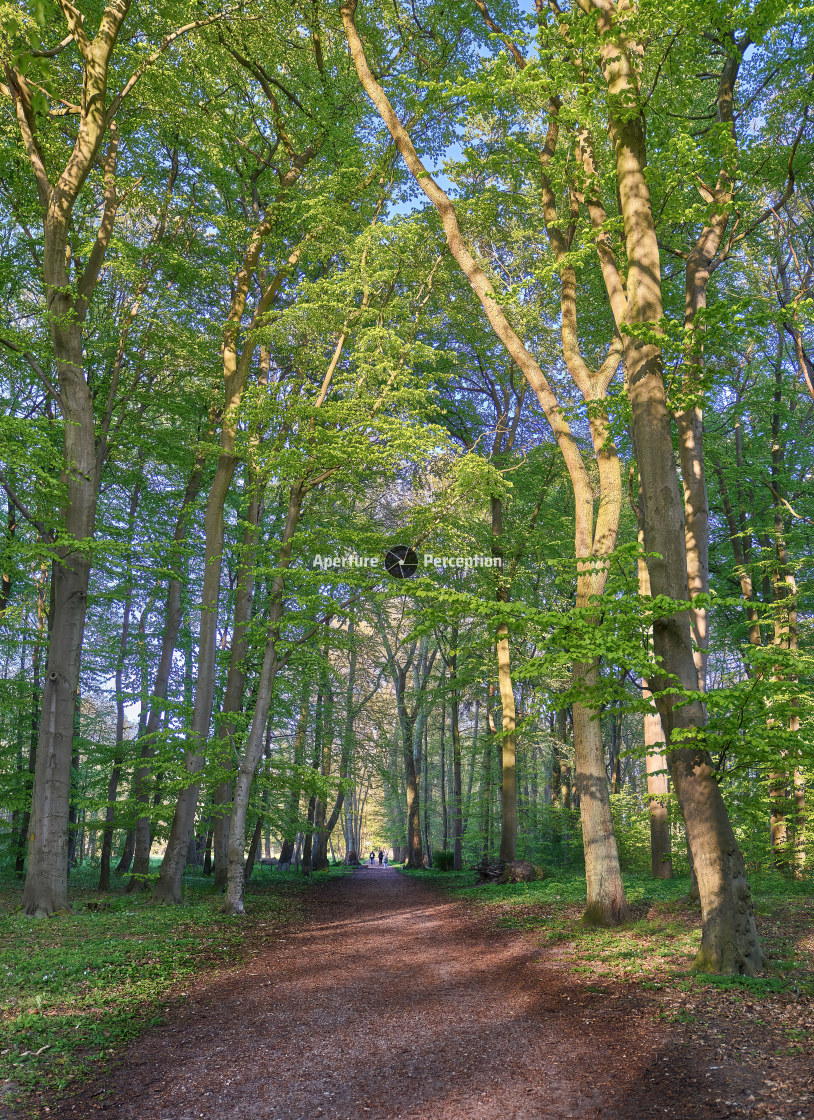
[0,0,812,979]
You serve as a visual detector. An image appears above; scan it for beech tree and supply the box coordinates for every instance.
[0,0,810,983]
[1,0,231,915]
[336,0,813,967]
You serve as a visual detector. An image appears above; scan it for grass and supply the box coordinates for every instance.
[0,860,344,1116]
[4,859,810,1113]
[400,867,480,890]
[405,866,814,998]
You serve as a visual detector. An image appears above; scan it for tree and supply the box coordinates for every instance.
[341,0,630,925]
[2,0,227,916]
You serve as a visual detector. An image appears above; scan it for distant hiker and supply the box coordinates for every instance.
[369,851,375,865]
[378,849,384,865]
[383,853,388,867]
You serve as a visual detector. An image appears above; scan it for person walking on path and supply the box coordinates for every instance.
[378,849,384,865]
[369,851,375,866]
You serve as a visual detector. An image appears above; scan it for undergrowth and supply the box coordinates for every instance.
[0,861,341,1115]
[409,868,814,999]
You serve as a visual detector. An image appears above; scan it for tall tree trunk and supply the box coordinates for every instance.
[312,618,358,871]
[644,699,673,880]
[768,338,801,873]
[151,445,240,903]
[24,369,96,914]
[99,478,141,891]
[244,815,264,883]
[449,645,464,872]
[301,796,316,873]
[440,690,448,851]
[461,698,478,838]
[676,52,743,696]
[400,677,423,870]
[16,570,46,878]
[203,826,214,875]
[556,706,571,861]
[341,8,625,921]
[66,737,80,872]
[377,627,436,872]
[152,182,313,906]
[279,694,308,865]
[573,668,627,924]
[115,829,135,875]
[127,449,207,891]
[482,687,498,861]
[422,718,431,866]
[496,623,517,863]
[223,483,305,913]
[212,481,263,889]
[243,733,273,885]
[15,1,136,915]
[637,540,673,880]
[594,4,762,971]
[311,668,335,873]
[303,661,328,873]
[490,496,518,863]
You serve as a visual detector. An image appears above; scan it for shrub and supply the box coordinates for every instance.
[433,849,454,871]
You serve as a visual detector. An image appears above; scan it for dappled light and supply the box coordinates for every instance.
[0,0,811,1115]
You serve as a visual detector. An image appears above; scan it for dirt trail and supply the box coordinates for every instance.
[57,869,783,1119]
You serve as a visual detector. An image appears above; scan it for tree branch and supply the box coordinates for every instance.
[0,470,50,537]
[0,337,64,409]
[55,0,93,61]
[714,105,811,267]
[76,124,119,316]
[106,10,240,125]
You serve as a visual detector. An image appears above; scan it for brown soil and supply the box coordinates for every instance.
[52,868,813,1120]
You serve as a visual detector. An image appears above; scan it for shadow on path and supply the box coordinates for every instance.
[54,869,758,1120]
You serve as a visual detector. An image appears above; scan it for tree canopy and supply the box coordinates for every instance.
[0,0,812,978]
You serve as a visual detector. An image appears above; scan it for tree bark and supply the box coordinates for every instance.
[99,478,141,891]
[590,0,762,971]
[212,482,263,888]
[127,449,207,890]
[341,4,626,922]
[222,483,305,913]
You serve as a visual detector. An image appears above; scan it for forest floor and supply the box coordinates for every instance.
[7,864,812,1120]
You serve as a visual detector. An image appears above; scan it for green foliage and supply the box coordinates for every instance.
[0,862,307,1108]
[456,869,814,994]
[0,0,811,1030]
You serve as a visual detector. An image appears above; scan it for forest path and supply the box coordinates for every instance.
[59,868,751,1120]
